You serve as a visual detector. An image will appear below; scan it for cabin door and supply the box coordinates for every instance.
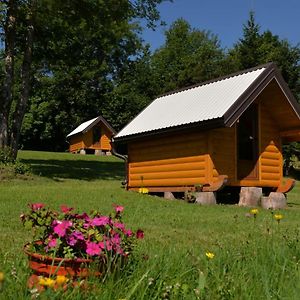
[237,103,259,180]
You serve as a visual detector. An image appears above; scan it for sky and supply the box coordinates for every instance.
[142,0,300,51]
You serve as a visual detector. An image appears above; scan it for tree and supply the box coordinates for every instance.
[151,19,228,94]
[0,0,167,155]
[229,11,300,99]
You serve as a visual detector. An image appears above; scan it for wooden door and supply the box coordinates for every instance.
[237,104,259,180]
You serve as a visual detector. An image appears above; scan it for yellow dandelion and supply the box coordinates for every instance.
[205,252,215,259]
[56,275,68,286]
[38,276,55,288]
[250,208,258,215]
[0,272,4,282]
[138,187,149,194]
[274,214,283,222]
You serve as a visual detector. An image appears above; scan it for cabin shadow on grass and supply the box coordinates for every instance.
[20,158,124,181]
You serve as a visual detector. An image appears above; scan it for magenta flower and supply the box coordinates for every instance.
[86,242,101,256]
[114,222,125,231]
[136,229,144,239]
[30,203,45,210]
[125,229,132,237]
[53,220,72,237]
[114,205,124,213]
[60,205,74,214]
[91,216,110,226]
[111,234,121,246]
[67,231,84,246]
[48,236,57,248]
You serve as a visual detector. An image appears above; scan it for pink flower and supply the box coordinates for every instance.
[111,234,121,246]
[67,231,84,246]
[125,229,132,237]
[53,220,72,237]
[30,203,45,210]
[100,239,113,251]
[60,205,74,214]
[48,236,57,248]
[114,222,125,231]
[91,216,110,226]
[136,229,144,239]
[86,242,101,256]
[114,205,124,213]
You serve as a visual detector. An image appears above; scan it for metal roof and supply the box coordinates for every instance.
[67,116,116,138]
[114,66,266,139]
[67,117,99,138]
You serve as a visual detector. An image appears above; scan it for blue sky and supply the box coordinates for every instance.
[142,0,300,51]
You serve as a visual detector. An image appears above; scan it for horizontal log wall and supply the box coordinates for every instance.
[69,134,84,152]
[128,131,210,188]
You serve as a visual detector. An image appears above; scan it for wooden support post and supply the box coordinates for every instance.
[261,192,286,209]
[164,192,175,200]
[239,187,262,207]
[195,192,216,205]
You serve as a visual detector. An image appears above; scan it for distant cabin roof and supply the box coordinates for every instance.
[67,116,116,138]
[113,63,300,142]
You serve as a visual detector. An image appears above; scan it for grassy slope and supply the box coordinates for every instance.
[0,151,299,299]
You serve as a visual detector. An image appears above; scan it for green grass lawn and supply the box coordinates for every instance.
[0,151,299,299]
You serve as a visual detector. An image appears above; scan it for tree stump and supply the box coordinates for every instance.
[261,192,286,209]
[164,192,175,200]
[79,149,86,155]
[195,192,216,205]
[238,187,262,207]
[95,150,104,156]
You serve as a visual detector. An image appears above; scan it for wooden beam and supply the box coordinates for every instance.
[280,129,300,137]
[202,175,228,192]
[276,178,295,193]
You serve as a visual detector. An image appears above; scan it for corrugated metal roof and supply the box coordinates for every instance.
[114,67,266,139]
[67,117,98,137]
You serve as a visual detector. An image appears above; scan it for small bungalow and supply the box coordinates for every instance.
[67,116,116,155]
[112,63,300,206]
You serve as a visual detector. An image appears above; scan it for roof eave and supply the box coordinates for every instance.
[113,117,224,143]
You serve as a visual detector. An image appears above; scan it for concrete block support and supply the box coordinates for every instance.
[261,192,286,209]
[195,192,216,205]
[95,150,104,156]
[79,149,86,155]
[239,187,262,207]
[164,192,175,200]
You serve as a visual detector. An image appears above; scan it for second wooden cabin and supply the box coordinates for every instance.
[67,116,116,155]
[113,63,300,201]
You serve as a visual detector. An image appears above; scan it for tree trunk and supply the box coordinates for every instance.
[0,0,16,149]
[10,0,36,159]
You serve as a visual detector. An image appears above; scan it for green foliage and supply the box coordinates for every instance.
[13,160,31,175]
[0,146,14,164]
[151,18,229,94]
[229,11,300,99]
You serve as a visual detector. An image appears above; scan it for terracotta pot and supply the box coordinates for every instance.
[24,243,101,278]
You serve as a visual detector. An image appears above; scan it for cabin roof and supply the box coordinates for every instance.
[67,116,116,138]
[113,63,300,142]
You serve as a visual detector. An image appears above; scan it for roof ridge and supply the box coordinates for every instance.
[156,62,275,99]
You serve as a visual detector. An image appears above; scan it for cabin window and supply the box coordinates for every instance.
[93,127,101,144]
[237,104,258,161]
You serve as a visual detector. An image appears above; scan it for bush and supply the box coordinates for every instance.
[13,160,31,175]
[0,147,14,164]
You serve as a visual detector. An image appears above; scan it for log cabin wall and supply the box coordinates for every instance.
[258,102,282,187]
[69,134,84,152]
[208,126,236,184]
[127,130,212,190]
[100,125,113,151]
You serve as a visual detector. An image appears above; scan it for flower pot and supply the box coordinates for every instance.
[24,243,101,278]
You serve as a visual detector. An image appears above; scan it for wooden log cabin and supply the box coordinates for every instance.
[67,116,116,154]
[112,63,300,196]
